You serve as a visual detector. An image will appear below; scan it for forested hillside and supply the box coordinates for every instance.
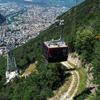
[0,0,100,99]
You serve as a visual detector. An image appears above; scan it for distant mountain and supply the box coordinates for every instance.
[0,14,6,25]
[0,0,85,7]
[31,0,85,7]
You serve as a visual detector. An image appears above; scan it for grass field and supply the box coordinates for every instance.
[21,63,36,77]
[76,67,87,95]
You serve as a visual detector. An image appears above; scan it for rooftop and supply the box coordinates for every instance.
[44,39,67,48]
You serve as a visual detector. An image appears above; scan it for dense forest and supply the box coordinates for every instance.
[0,0,100,99]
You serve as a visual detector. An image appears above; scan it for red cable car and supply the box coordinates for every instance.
[43,39,68,62]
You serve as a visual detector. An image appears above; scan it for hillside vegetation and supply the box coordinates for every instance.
[0,0,100,99]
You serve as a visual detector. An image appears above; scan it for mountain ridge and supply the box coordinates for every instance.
[0,0,84,7]
[12,0,100,99]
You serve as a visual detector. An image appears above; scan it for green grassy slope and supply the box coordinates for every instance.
[14,0,100,99]
[0,0,100,99]
[13,0,100,67]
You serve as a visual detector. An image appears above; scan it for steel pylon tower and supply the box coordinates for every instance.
[6,38,17,72]
[6,38,18,83]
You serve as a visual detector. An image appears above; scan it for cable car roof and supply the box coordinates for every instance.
[44,39,67,48]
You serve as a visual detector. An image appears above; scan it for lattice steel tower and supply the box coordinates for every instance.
[6,39,17,72]
[6,38,18,83]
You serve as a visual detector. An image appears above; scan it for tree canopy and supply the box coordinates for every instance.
[75,27,95,62]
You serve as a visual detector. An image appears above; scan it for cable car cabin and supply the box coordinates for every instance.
[43,39,68,62]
